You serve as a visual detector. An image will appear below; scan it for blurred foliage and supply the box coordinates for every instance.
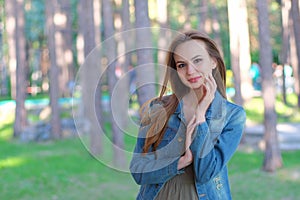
[24,0,46,49]
[247,0,282,64]
[0,0,290,100]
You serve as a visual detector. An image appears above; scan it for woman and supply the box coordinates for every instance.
[130,30,246,200]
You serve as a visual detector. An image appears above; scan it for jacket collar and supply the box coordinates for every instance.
[174,90,226,120]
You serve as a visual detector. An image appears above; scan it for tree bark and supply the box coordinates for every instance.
[227,0,243,105]
[227,0,252,105]
[157,0,168,85]
[291,0,300,107]
[58,0,74,97]
[94,0,102,46]
[117,0,131,127]
[78,0,103,155]
[5,0,17,99]
[257,0,282,172]
[134,0,156,107]
[45,0,61,139]
[13,0,28,137]
[102,0,125,168]
[210,0,222,48]
[280,0,291,104]
[198,0,208,33]
[0,12,8,96]
[289,4,299,99]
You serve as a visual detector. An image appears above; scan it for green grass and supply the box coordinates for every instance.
[244,93,300,124]
[1,118,300,200]
[228,150,300,200]
[0,123,138,200]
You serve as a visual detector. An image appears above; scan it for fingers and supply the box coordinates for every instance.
[204,74,217,95]
[195,74,216,121]
[187,115,196,127]
[202,74,217,102]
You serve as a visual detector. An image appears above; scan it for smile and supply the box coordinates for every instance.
[188,76,201,83]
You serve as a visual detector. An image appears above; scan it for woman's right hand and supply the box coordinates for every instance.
[177,115,197,170]
[195,74,217,123]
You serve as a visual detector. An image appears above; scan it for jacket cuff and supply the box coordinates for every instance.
[169,157,185,175]
[194,122,209,137]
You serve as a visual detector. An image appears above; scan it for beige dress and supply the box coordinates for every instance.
[155,165,199,200]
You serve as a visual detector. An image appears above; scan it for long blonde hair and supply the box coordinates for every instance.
[141,30,227,153]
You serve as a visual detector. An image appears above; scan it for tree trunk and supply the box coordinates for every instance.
[102,0,125,168]
[210,0,222,48]
[227,0,243,105]
[280,0,290,104]
[257,0,282,172]
[45,0,61,139]
[5,0,17,99]
[183,0,192,30]
[157,0,168,84]
[134,0,156,107]
[198,0,208,33]
[116,0,131,128]
[0,13,8,96]
[13,0,28,137]
[94,0,102,45]
[291,0,300,108]
[228,0,252,105]
[60,0,74,97]
[238,0,252,101]
[78,0,103,155]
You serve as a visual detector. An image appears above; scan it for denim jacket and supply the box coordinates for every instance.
[130,91,246,200]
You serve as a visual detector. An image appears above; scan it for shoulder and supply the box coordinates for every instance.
[148,94,172,106]
[140,95,170,126]
[225,100,246,122]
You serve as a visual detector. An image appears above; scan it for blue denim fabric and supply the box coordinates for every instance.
[130,91,246,200]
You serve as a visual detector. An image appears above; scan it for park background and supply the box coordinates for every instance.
[1,0,300,199]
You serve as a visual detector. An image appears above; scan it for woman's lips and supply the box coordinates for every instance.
[188,76,201,83]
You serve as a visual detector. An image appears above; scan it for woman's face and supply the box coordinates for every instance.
[173,40,216,90]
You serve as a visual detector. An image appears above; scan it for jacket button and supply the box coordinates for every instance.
[178,137,183,142]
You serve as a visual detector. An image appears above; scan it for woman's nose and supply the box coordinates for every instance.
[187,64,196,74]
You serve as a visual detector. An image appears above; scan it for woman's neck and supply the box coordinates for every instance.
[183,87,204,107]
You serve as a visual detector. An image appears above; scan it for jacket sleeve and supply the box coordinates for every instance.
[190,106,246,184]
[129,125,184,185]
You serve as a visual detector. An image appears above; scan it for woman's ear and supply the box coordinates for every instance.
[211,59,217,69]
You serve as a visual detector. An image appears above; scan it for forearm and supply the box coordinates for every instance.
[130,156,183,185]
[191,109,246,183]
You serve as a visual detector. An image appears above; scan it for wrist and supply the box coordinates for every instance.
[177,150,193,170]
[196,116,206,124]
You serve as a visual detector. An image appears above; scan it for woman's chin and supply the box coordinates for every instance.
[190,83,205,90]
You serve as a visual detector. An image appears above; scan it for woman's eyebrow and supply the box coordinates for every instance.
[175,60,185,64]
[191,55,202,60]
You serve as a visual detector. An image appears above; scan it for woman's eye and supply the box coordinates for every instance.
[193,58,202,64]
[177,63,186,68]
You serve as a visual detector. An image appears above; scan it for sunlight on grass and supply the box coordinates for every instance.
[244,94,300,124]
[278,167,300,182]
[0,115,14,141]
[0,156,26,168]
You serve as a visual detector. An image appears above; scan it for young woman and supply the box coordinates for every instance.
[130,30,246,200]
